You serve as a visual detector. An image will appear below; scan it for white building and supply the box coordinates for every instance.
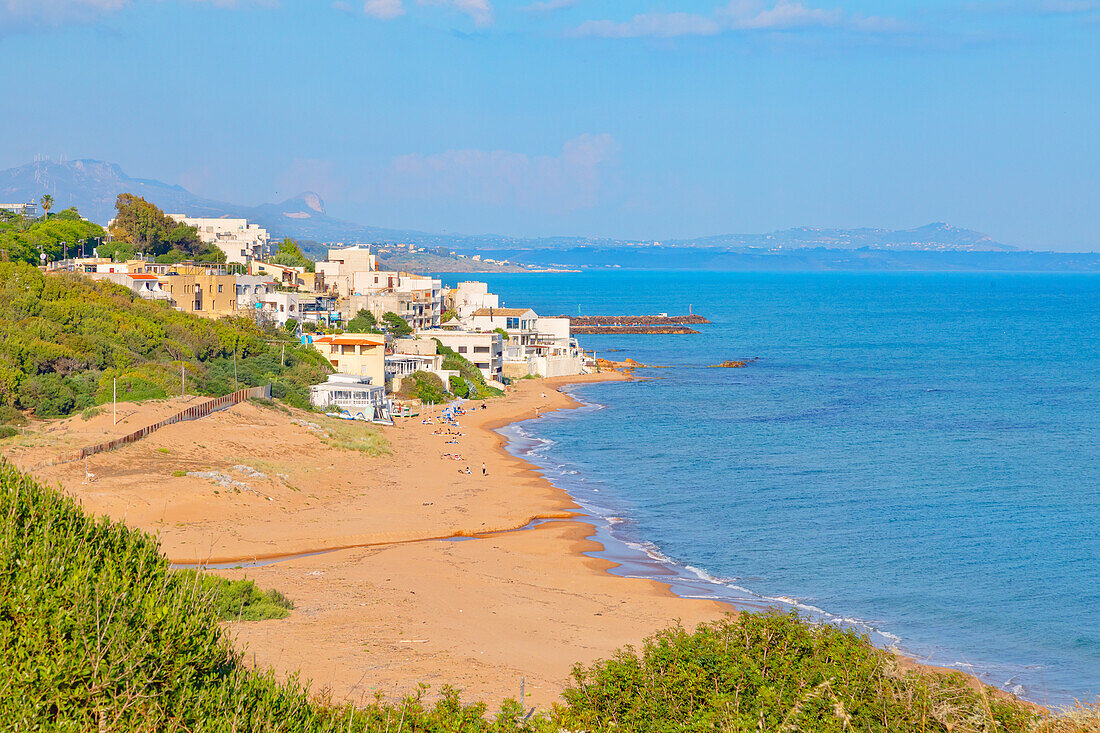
[339,271,445,331]
[416,329,504,384]
[266,291,300,326]
[316,246,378,297]
[235,274,275,309]
[461,308,584,379]
[168,216,270,264]
[452,281,500,319]
[87,272,173,303]
[309,373,391,424]
[0,202,37,217]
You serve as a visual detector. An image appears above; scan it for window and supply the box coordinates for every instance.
[457,346,468,354]
[506,317,520,329]
[474,346,490,354]
[218,285,223,293]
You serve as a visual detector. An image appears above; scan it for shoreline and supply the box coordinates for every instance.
[499,375,1050,711]
[7,367,1044,711]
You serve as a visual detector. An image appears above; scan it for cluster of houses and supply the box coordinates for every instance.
[46,218,593,422]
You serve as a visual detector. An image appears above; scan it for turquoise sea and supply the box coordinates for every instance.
[441,271,1100,706]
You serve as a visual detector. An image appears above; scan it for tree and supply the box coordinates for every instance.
[441,308,458,323]
[381,311,412,337]
[109,193,203,257]
[346,309,379,333]
[0,210,106,265]
[40,195,53,220]
[269,237,315,272]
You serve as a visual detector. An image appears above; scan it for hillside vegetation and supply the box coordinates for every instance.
[1,459,1082,732]
[0,262,329,422]
[0,207,106,265]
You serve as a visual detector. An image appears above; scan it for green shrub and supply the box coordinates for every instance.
[434,339,502,400]
[346,309,380,333]
[175,571,294,621]
[397,370,448,405]
[449,375,470,399]
[553,611,1038,733]
[80,406,104,420]
[0,426,17,439]
[0,404,26,426]
[382,311,413,337]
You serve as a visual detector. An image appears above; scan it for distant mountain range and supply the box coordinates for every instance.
[0,158,1022,255]
[0,159,410,245]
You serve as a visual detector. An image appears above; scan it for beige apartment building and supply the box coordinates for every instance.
[157,265,240,317]
[310,334,386,388]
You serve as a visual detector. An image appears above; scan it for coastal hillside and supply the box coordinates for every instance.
[2,458,1078,732]
[0,262,328,424]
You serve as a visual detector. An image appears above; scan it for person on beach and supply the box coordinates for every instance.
[481,462,487,476]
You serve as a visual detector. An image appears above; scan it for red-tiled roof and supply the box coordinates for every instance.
[471,307,534,317]
[313,334,386,346]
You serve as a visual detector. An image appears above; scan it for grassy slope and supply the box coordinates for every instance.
[0,262,330,421]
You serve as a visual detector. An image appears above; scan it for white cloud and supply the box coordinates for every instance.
[0,0,273,31]
[384,133,618,211]
[570,0,900,38]
[722,0,841,29]
[0,0,129,27]
[573,12,721,38]
[521,0,577,12]
[363,0,404,19]
[418,0,493,27]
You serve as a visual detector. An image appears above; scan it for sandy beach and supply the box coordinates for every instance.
[5,370,733,709]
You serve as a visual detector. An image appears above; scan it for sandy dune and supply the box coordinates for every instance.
[6,371,732,710]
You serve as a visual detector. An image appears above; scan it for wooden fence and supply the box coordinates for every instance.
[36,385,272,469]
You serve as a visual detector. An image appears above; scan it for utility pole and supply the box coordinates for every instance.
[280,342,285,368]
[181,364,186,398]
[113,378,117,425]
[233,350,238,392]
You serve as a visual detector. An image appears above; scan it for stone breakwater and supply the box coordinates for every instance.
[567,314,709,335]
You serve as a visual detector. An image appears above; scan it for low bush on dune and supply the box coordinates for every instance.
[175,570,295,621]
[0,459,1078,732]
[553,613,1038,733]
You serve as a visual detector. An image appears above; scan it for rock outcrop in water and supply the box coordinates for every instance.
[708,357,759,368]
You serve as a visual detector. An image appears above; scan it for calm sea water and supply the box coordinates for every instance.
[441,271,1100,706]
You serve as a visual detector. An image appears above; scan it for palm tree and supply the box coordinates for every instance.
[40,194,53,220]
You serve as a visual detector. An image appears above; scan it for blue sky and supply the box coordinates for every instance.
[1,0,1097,250]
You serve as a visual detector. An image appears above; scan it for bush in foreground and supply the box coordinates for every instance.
[0,460,508,731]
[554,613,1038,733]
